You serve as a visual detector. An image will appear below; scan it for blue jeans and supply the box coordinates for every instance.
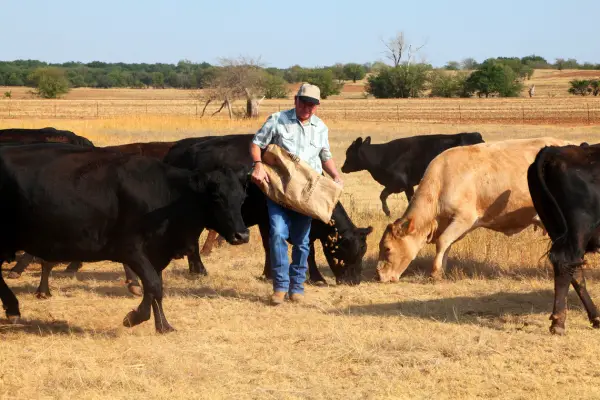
[266,198,312,295]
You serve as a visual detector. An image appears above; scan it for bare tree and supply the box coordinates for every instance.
[196,56,267,119]
[381,31,428,67]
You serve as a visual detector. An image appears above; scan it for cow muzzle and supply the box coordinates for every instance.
[229,229,250,245]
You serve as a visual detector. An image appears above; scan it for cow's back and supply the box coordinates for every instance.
[413,137,574,231]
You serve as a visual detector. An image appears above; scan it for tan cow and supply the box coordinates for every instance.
[376,137,575,282]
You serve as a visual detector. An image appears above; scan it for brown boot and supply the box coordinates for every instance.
[270,291,286,305]
[289,293,304,303]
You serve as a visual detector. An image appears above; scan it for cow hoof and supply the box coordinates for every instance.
[35,292,51,299]
[428,273,444,282]
[156,323,176,334]
[7,272,21,279]
[123,310,144,328]
[550,325,566,335]
[127,284,143,297]
[7,315,20,324]
[309,280,328,287]
[592,319,600,329]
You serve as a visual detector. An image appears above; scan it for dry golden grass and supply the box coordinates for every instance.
[2,116,600,399]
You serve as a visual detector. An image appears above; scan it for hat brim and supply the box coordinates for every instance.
[298,95,320,105]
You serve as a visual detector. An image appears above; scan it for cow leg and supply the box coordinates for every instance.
[63,261,83,275]
[151,271,174,333]
[380,188,393,217]
[200,230,219,256]
[0,260,20,322]
[307,242,327,285]
[431,217,474,280]
[35,260,56,299]
[570,267,600,329]
[550,262,572,335]
[122,255,172,333]
[187,241,208,276]
[123,264,142,296]
[8,252,35,279]
[259,222,273,279]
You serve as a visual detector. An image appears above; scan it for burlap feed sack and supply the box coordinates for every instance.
[255,144,343,223]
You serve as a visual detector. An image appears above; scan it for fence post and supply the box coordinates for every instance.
[54,104,57,118]
[96,101,99,117]
[459,104,462,123]
[588,103,590,124]
[396,105,399,121]
[522,105,525,123]
[195,103,198,117]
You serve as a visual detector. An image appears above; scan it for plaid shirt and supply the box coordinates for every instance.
[252,108,332,174]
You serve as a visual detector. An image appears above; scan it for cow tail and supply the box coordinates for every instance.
[531,147,568,262]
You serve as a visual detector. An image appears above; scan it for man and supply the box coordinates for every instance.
[250,83,343,305]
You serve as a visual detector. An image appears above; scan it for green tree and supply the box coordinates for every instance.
[366,63,431,98]
[429,70,468,97]
[152,72,165,88]
[343,63,366,82]
[521,54,549,68]
[261,74,289,99]
[28,67,70,98]
[568,80,592,96]
[444,61,460,70]
[464,61,523,97]
[6,72,24,86]
[460,58,478,70]
[304,69,343,99]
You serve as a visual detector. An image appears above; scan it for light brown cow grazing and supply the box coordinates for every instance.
[376,137,574,282]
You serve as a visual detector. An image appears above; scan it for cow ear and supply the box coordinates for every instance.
[364,136,371,145]
[356,226,373,237]
[354,137,363,146]
[393,218,414,237]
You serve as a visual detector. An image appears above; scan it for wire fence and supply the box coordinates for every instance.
[1,99,600,124]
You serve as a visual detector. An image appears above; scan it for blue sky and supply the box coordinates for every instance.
[2,0,598,68]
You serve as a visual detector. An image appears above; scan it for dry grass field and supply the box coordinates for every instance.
[1,103,600,399]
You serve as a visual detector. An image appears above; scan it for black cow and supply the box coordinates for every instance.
[7,141,179,294]
[341,133,485,216]
[162,134,373,285]
[0,144,249,332]
[0,127,94,147]
[527,143,600,335]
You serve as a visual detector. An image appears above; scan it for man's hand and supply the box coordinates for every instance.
[251,162,269,185]
[333,176,344,188]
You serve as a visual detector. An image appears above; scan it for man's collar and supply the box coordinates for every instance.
[290,109,318,126]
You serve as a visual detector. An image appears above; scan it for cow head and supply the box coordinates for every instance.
[461,132,485,146]
[195,168,250,245]
[341,136,371,173]
[376,217,426,282]
[322,223,373,285]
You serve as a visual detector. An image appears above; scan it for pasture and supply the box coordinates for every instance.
[1,109,600,399]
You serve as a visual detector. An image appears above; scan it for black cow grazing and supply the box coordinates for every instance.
[0,127,94,147]
[527,143,600,335]
[163,133,374,285]
[341,133,485,216]
[0,144,249,332]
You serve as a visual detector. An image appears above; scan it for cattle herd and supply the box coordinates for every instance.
[0,127,597,335]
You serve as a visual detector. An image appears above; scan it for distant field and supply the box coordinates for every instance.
[2,69,599,125]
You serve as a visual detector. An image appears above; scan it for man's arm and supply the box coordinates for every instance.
[319,126,343,186]
[250,115,276,184]
[323,159,342,186]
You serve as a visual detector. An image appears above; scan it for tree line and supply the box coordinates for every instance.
[1,53,599,100]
